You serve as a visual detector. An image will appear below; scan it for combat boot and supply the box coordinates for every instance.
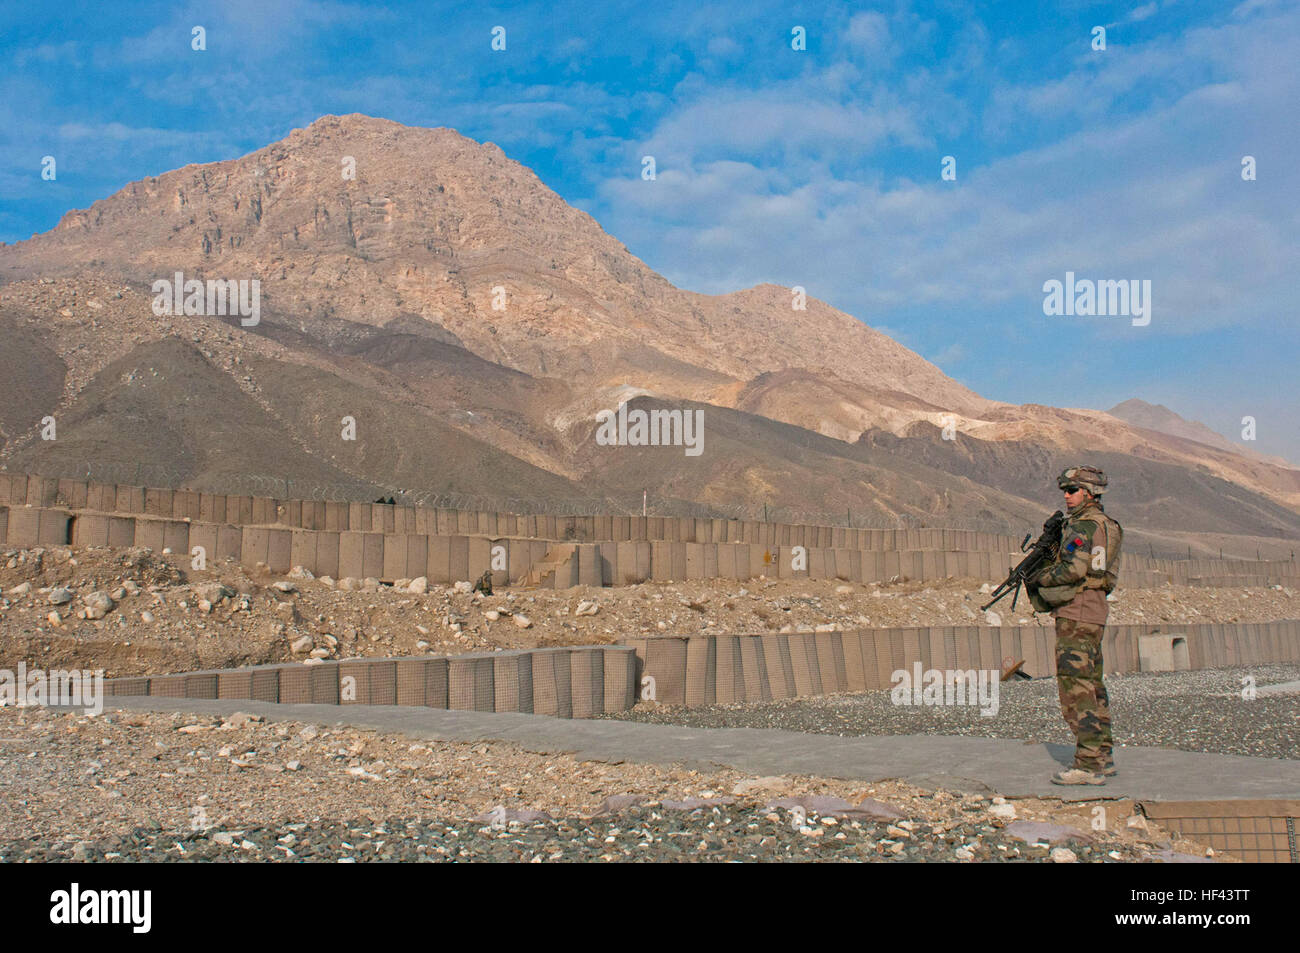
[1051,767,1107,786]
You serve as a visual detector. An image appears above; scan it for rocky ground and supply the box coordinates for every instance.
[2,545,1296,679]
[603,665,1300,760]
[0,705,1221,863]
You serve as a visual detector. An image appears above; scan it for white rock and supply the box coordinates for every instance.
[309,647,331,659]
[453,581,473,594]
[290,635,314,654]
[83,591,114,612]
[140,611,155,623]
[416,641,429,650]
[198,599,213,614]
[989,803,1016,820]
[484,610,500,621]
[286,760,301,771]
[575,600,599,616]
[362,577,380,590]
[288,565,314,580]
[954,847,974,861]
[814,623,836,632]
[319,576,336,589]
[512,613,533,629]
[195,583,234,603]
[47,610,62,625]
[338,577,362,591]
[835,585,854,594]
[979,582,992,594]
[1050,847,1078,863]
[272,581,297,593]
[984,610,1002,627]
[408,576,428,594]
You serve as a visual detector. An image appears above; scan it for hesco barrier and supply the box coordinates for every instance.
[0,471,1030,550]
[101,621,1300,719]
[3,470,1297,580]
[1139,800,1300,864]
[620,621,1300,706]
[2,504,1296,590]
[104,646,639,719]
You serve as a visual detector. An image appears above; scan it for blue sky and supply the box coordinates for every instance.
[3,0,1298,461]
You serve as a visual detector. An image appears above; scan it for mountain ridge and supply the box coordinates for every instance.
[1,113,1297,557]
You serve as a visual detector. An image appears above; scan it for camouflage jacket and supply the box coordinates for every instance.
[1034,500,1123,624]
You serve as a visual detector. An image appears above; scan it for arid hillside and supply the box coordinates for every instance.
[1,114,1297,555]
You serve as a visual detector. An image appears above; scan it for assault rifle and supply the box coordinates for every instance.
[980,510,1065,612]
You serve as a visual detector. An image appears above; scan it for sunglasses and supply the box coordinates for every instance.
[1061,485,1083,493]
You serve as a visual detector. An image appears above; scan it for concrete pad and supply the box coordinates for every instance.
[94,696,1300,805]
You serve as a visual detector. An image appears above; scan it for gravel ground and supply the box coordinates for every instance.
[601,665,1300,761]
[0,706,1217,863]
[0,807,1154,863]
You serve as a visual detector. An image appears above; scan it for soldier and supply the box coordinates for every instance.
[1028,466,1123,785]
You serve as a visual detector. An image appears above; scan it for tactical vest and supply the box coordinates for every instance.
[1029,502,1123,612]
[1069,502,1123,593]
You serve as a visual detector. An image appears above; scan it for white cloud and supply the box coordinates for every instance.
[595,4,1300,338]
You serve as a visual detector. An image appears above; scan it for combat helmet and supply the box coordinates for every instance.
[1057,466,1107,495]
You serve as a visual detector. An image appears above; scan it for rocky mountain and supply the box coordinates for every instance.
[1,114,1297,558]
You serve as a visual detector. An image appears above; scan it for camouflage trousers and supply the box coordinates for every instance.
[1055,617,1113,771]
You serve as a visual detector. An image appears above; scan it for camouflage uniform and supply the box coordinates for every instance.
[1031,467,1123,775]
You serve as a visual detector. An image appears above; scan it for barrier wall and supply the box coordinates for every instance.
[3,503,1296,590]
[100,620,1300,722]
[621,620,1300,706]
[5,471,1298,580]
[1139,800,1300,864]
[0,471,1064,555]
[103,645,639,719]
